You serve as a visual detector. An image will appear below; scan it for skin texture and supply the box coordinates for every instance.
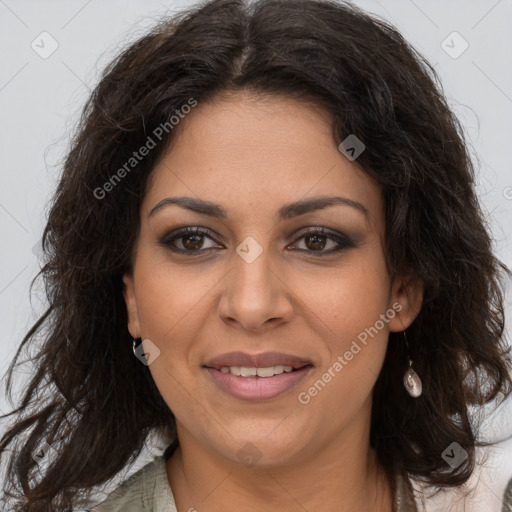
[123,91,423,512]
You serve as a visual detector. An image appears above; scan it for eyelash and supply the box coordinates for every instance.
[158,225,356,256]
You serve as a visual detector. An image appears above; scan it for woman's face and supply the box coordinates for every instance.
[123,91,422,467]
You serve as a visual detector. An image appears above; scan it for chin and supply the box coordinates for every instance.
[214,433,306,469]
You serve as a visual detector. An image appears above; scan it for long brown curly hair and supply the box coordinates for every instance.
[1,0,511,510]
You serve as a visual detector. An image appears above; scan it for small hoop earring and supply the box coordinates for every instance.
[132,337,141,356]
[402,330,422,398]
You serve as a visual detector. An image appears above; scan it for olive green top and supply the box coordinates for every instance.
[86,456,177,512]
[78,451,512,512]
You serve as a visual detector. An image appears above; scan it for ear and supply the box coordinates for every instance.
[122,273,141,339]
[387,272,424,332]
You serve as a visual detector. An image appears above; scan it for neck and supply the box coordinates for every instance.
[166,399,393,512]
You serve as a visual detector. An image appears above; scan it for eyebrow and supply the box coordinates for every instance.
[148,195,369,221]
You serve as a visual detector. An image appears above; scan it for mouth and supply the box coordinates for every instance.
[203,351,314,401]
[208,363,311,377]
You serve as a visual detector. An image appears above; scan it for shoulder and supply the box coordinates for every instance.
[411,435,512,511]
[76,455,177,512]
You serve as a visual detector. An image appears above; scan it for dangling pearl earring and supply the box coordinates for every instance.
[402,330,422,397]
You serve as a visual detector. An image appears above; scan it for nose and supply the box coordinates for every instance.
[217,244,294,333]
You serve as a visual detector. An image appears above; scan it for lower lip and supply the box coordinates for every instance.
[205,366,313,401]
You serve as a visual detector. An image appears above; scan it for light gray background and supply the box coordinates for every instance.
[1,0,512,508]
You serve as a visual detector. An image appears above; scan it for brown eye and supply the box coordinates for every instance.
[303,233,329,251]
[159,227,221,253]
[290,227,357,255]
[181,233,205,250]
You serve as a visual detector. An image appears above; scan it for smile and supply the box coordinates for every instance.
[205,364,313,401]
[220,365,294,377]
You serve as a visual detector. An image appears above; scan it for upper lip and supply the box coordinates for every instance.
[204,351,314,370]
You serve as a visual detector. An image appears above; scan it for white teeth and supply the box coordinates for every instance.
[220,365,295,377]
[257,366,281,377]
[240,367,257,377]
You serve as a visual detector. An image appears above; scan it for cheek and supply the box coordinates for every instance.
[132,259,207,416]
[293,252,392,404]
[296,249,391,346]
[130,258,212,407]
[133,251,220,345]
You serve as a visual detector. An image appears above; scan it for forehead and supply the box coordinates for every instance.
[143,91,384,229]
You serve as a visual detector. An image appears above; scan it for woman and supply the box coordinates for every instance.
[1,0,511,510]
